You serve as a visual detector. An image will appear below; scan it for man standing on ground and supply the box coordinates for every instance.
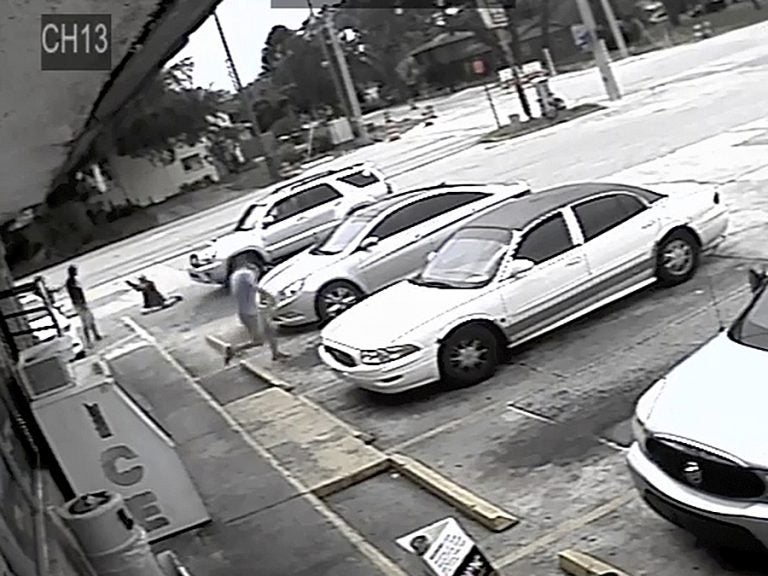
[65,265,102,347]
[224,263,288,365]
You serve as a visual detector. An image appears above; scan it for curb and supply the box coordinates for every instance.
[205,334,229,353]
[237,360,518,531]
[313,458,391,499]
[389,453,519,533]
[239,358,296,393]
[558,549,632,576]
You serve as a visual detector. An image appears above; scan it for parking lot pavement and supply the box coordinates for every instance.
[90,117,768,574]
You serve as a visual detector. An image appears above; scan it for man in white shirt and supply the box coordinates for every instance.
[224,263,287,365]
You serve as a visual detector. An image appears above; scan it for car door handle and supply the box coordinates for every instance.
[641,221,655,229]
[565,258,582,266]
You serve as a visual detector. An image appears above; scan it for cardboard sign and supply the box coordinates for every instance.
[31,358,210,542]
[397,517,498,576]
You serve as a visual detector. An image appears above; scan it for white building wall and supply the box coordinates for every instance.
[105,141,220,207]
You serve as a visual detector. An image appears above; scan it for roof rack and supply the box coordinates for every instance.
[272,162,370,195]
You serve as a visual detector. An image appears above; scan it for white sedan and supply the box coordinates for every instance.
[319,181,728,393]
[628,267,768,552]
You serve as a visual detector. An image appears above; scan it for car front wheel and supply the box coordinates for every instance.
[316,281,363,324]
[439,324,499,387]
[656,230,700,286]
[228,252,264,282]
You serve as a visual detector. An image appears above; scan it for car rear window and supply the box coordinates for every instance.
[338,170,379,188]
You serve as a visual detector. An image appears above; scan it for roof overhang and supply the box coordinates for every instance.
[0,0,222,221]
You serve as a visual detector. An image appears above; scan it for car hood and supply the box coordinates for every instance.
[208,231,258,257]
[261,249,342,293]
[645,332,768,466]
[322,280,477,349]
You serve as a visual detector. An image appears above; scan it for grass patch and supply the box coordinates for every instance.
[479,103,606,143]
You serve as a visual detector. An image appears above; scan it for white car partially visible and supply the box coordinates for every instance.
[628,267,768,553]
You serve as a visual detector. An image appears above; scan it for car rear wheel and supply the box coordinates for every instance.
[656,230,700,286]
[439,324,499,387]
[228,252,264,282]
[316,281,363,324]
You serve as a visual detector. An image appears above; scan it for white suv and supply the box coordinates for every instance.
[188,163,393,284]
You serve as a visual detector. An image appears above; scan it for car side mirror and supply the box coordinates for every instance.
[748,267,767,293]
[262,214,276,228]
[503,258,534,280]
[426,251,437,263]
[359,236,380,252]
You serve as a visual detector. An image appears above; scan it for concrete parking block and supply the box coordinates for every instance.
[205,324,250,352]
[389,453,518,533]
[240,358,295,392]
[558,549,633,576]
[225,388,389,497]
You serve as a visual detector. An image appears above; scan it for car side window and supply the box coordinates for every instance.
[573,193,646,241]
[367,192,488,241]
[269,194,303,222]
[297,183,342,211]
[367,206,419,240]
[515,212,573,264]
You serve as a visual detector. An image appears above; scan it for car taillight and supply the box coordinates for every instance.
[713,192,720,204]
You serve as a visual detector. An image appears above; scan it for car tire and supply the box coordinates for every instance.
[438,324,499,388]
[228,252,264,282]
[656,229,700,286]
[316,281,363,324]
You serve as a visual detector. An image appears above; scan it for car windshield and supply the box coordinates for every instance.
[413,227,512,289]
[234,203,265,231]
[730,286,768,352]
[311,217,370,255]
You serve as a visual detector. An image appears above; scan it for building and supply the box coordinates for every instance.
[101,139,221,208]
[0,1,223,573]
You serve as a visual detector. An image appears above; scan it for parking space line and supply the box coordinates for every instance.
[121,316,408,576]
[494,492,636,570]
[597,437,630,453]
[388,400,501,452]
[506,403,556,424]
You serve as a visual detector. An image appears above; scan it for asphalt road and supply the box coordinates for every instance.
[32,20,768,293]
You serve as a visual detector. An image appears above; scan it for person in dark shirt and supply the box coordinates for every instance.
[126,275,166,309]
[65,265,102,346]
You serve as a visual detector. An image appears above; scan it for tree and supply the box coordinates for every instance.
[94,58,224,162]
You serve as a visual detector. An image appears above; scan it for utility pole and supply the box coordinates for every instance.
[476,0,532,120]
[307,0,351,121]
[322,8,370,144]
[598,0,629,59]
[574,0,621,101]
[213,11,281,181]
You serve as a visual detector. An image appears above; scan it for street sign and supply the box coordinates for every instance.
[397,517,498,576]
[570,23,592,52]
[476,0,509,29]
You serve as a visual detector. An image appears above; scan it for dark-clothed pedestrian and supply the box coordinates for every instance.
[126,275,166,309]
[223,263,287,365]
[65,265,102,346]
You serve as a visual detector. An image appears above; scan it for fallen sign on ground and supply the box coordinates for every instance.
[397,517,499,576]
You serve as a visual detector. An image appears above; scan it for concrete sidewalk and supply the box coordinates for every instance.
[103,335,395,576]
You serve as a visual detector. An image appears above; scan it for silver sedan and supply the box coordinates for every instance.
[259,182,532,326]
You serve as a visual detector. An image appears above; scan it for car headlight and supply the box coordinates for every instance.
[278,278,305,302]
[360,345,420,365]
[632,415,648,448]
[633,377,668,448]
